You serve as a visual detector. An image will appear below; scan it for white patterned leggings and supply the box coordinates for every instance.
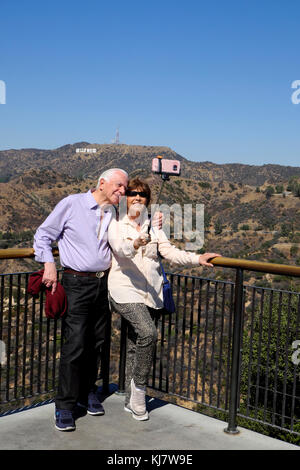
[109,296,158,404]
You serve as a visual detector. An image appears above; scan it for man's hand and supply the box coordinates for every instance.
[198,252,221,267]
[42,262,57,294]
[134,233,151,250]
[151,211,163,230]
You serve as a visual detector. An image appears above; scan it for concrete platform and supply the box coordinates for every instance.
[0,391,299,451]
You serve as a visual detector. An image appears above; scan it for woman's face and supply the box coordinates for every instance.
[127,187,148,218]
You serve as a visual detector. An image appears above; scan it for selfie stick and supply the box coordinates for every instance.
[148,156,176,234]
[155,156,170,206]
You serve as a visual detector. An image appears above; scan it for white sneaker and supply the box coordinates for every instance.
[124,378,149,421]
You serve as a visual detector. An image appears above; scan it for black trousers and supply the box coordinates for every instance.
[55,272,110,411]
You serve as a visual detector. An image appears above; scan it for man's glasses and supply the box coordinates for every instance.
[126,190,148,198]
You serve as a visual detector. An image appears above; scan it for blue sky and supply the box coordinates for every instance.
[0,0,300,166]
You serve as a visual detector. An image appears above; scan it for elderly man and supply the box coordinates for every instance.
[33,168,129,431]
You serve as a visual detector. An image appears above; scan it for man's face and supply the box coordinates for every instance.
[100,171,128,205]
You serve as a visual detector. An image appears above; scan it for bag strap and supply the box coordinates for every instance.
[159,257,169,283]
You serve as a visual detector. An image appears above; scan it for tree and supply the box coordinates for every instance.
[280,223,291,238]
[287,177,299,193]
[214,219,223,235]
[294,185,300,198]
[231,221,239,232]
[290,245,299,257]
[265,186,275,199]
[240,292,300,442]
[275,184,284,194]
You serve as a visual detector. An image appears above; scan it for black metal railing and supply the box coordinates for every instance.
[0,270,63,411]
[0,250,300,444]
[117,275,235,407]
[239,283,300,434]
[116,264,300,440]
[0,268,111,413]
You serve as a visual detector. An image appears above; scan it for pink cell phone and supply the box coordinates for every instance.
[152,158,181,176]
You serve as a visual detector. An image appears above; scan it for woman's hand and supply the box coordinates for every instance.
[198,252,221,267]
[134,233,151,250]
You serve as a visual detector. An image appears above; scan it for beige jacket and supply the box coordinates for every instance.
[107,213,201,309]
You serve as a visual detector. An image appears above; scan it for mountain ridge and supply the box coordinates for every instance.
[1,142,300,186]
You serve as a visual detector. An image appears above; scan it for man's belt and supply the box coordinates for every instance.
[63,268,109,278]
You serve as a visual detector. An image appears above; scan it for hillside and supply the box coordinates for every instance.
[1,142,300,185]
[0,143,183,183]
[0,143,299,289]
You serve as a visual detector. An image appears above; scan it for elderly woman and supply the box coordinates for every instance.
[107,177,219,421]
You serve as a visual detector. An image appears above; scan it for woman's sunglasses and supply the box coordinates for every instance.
[126,190,148,198]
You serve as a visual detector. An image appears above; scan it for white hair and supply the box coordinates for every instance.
[96,168,128,189]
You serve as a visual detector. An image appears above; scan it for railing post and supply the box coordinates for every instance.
[224,267,244,434]
[101,310,112,395]
[117,317,127,394]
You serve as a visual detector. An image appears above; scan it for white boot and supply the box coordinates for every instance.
[124,378,149,421]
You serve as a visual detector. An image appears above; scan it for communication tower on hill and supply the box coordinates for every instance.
[112,127,120,144]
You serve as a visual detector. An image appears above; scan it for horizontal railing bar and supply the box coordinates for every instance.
[1,250,300,278]
[212,256,300,277]
[0,248,58,260]
[0,269,63,278]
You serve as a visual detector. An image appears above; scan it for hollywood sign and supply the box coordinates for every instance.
[76,148,97,153]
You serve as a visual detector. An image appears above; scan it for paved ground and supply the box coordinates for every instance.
[0,390,299,451]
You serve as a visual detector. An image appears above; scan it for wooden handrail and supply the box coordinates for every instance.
[0,249,299,277]
[0,247,59,259]
[211,256,300,277]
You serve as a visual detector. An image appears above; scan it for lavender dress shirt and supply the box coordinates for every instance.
[33,190,113,272]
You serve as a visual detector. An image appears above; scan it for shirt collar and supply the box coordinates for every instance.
[85,189,99,209]
[84,189,118,214]
[85,190,116,221]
